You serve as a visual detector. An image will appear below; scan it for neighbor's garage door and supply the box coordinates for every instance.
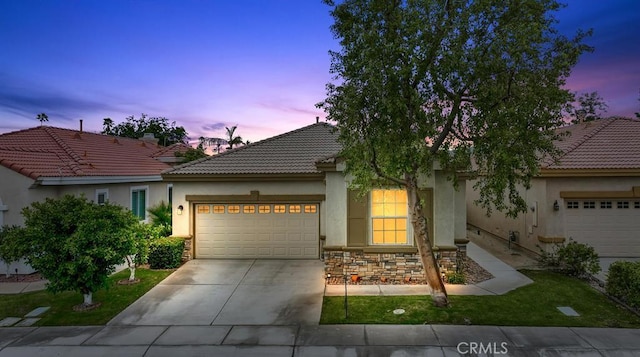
[565,199,640,257]
[195,203,319,259]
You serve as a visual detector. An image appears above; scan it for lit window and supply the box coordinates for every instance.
[600,201,612,209]
[583,201,595,209]
[274,205,286,213]
[228,205,240,214]
[567,201,579,209]
[213,205,225,213]
[304,205,317,213]
[197,205,210,214]
[259,205,271,213]
[371,189,407,244]
[243,205,256,214]
[617,201,629,209]
[289,205,301,213]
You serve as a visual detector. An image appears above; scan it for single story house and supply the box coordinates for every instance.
[0,124,188,273]
[467,117,640,258]
[164,121,467,282]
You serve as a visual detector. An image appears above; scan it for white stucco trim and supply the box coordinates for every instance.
[34,175,163,186]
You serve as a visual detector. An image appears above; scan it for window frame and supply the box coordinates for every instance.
[130,185,149,221]
[95,188,109,205]
[369,189,411,246]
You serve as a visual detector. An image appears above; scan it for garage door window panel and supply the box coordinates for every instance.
[289,205,301,213]
[567,201,579,209]
[274,205,286,213]
[213,205,225,213]
[197,205,210,214]
[228,205,240,214]
[304,205,317,213]
[244,205,256,214]
[600,201,612,209]
[617,201,629,209]
[259,205,271,213]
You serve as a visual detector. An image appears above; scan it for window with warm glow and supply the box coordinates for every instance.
[243,205,256,214]
[371,189,408,244]
[304,205,317,213]
[227,205,240,214]
[213,205,225,213]
[259,205,271,213]
[197,205,210,214]
[289,205,301,213]
[274,205,286,213]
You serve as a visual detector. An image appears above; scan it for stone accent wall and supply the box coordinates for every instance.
[323,248,461,284]
[180,237,193,261]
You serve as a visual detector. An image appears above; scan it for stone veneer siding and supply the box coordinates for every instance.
[323,248,460,284]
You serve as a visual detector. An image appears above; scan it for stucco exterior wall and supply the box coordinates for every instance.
[171,180,327,238]
[0,166,58,227]
[466,177,548,254]
[59,181,170,222]
[325,171,348,246]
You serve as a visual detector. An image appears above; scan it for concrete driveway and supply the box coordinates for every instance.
[108,259,325,326]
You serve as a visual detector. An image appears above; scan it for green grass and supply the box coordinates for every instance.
[0,268,173,326]
[321,270,640,327]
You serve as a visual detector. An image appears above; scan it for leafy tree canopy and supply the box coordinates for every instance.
[19,195,139,306]
[175,147,208,162]
[320,0,591,217]
[102,114,188,146]
[568,91,608,123]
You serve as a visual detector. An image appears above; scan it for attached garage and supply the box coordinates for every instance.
[564,199,640,258]
[195,203,319,259]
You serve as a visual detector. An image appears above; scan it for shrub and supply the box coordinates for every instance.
[446,272,466,284]
[0,225,25,277]
[148,237,185,269]
[606,261,640,309]
[147,201,172,237]
[537,240,601,278]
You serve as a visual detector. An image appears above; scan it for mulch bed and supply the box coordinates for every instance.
[0,272,44,283]
[327,256,494,285]
[117,278,141,285]
[72,302,102,312]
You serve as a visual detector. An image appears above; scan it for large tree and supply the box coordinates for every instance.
[20,195,139,308]
[569,91,608,123]
[102,114,188,146]
[319,0,591,306]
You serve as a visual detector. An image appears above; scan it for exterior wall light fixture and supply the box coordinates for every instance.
[177,205,184,215]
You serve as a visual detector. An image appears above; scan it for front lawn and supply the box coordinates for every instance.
[321,270,640,327]
[0,268,173,326]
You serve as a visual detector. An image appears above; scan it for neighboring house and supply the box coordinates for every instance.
[467,117,640,258]
[164,122,467,282]
[0,125,188,273]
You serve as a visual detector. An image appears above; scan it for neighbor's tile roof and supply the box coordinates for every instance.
[544,117,640,170]
[0,126,183,180]
[165,122,341,175]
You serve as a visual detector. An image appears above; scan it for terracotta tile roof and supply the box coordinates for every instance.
[544,117,640,170]
[0,126,183,180]
[165,123,341,176]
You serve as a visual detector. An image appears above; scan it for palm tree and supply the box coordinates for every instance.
[225,126,243,149]
[36,113,48,126]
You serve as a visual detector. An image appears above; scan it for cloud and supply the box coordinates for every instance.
[201,122,227,131]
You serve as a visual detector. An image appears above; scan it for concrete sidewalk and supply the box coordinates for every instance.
[1,324,639,356]
[324,242,533,296]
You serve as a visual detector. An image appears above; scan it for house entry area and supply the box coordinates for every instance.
[194,203,319,259]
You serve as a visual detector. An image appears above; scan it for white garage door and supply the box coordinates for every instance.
[195,203,319,259]
[565,199,640,257]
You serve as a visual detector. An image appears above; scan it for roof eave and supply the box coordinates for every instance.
[539,168,640,178]
[161,172,326,182]
[33,175,164,186]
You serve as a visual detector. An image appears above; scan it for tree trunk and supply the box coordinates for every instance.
[125,254,136,281]
[405,173,449,307]
[83,292,93,305]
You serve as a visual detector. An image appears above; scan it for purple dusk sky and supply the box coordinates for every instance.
[0,0,638,144]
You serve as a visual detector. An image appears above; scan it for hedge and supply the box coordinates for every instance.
[148,237,185,269]
[606,261,640,309]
